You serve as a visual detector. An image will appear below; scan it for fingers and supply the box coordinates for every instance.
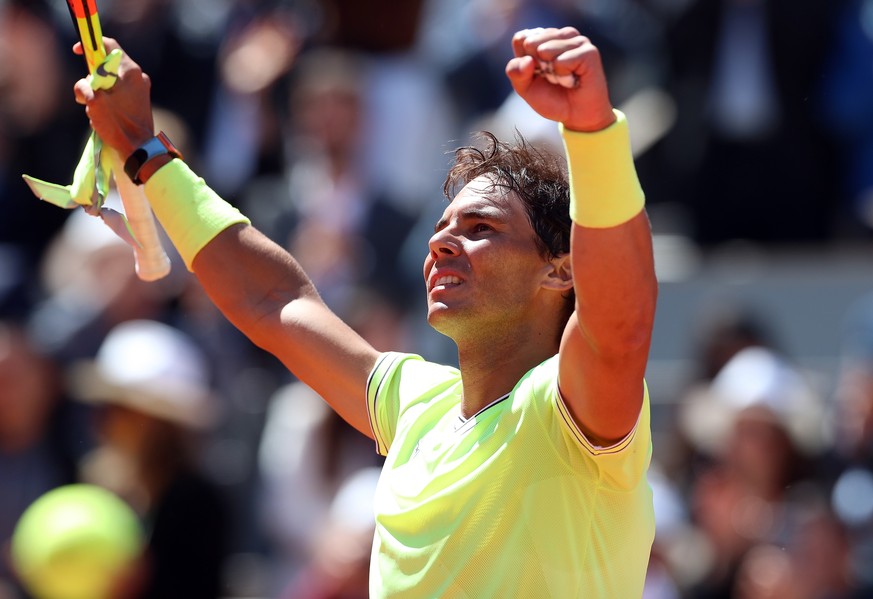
[72,37,149,104]
[74,78,94,105]
[552,43,600,81]
[506,26,614,130]
[537,37,590,64]
[512,27,595,76]
[512,27,580,60]
[102,37,122,52]
[505,55,537,94]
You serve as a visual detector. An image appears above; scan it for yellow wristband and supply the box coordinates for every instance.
[560,109,645,228]
[144,160,250,270]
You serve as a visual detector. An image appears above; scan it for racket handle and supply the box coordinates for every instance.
[107,149,171,281]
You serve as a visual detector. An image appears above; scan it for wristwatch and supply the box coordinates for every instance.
[123,131,183,185]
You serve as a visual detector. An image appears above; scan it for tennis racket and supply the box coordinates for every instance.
[67,0,171,281]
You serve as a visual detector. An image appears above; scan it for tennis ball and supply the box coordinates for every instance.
[11,484,143,599]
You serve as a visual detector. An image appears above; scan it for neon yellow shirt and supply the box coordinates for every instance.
[366,352,655,598]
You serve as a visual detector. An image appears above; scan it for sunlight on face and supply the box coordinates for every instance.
[422,176,551,341]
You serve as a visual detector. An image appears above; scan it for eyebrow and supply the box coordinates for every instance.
[434,207,505,234]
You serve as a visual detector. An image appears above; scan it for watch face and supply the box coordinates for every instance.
[124,132,181,184]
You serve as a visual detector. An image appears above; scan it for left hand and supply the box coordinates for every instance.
[72,38,155,158]
[505,27,616,133]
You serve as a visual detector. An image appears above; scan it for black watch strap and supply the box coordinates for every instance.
[123,131,182,184]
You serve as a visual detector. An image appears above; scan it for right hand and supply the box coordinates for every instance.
[505,27,615,133]
[73,38,154,158]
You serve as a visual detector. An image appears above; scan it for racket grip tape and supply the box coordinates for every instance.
[108,149,172,281]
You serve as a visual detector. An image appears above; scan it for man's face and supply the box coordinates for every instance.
[422,175,552,340]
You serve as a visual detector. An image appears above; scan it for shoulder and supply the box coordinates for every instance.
[508,355,560,409]
[368,352,460,401]
[367,352,462,455]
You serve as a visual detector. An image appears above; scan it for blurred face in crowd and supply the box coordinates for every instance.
[96,403,156,459]
[0,4,63,134]
[727,406,796,497]
[290,51,364,164]
[296,86,361,155]
[0,324,57,452]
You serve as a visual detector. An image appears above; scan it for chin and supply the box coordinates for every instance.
[428,305,478,342]
[426,305,448,327]
[426,304,458,334]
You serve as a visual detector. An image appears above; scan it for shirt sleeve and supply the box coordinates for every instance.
[366,352,462,457]
[366,352,409,456]
[554,381,653,491]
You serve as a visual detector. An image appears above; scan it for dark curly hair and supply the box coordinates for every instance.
[444,131,575,317]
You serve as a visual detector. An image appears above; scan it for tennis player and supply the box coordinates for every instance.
[76,26,657,598]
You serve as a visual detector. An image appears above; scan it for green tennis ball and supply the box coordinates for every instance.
[11,484,143,599]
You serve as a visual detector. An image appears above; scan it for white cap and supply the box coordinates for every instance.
[71,320,217,429]
[680,346,829,456]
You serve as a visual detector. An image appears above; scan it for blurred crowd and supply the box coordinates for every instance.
[3,0,873,597]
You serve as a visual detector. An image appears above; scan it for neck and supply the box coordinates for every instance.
[455,323,560,418]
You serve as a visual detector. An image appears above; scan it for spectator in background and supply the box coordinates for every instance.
[0,0,86,268]
[827,294,873,596]
[201,1,302,199]
[0,316,85,599]
[677,346,830,598]
[26,204,179,365]
[257,285,408,595]
[642,304,788,597]
[732,503,858,599]
[204,0,454,215]
[643,0,843,245]
[819,0,873,235]
[654,303,779,496]
[280,467,381,599]
[241,47,420,316]
[99,0,224,159]
[71,320,230,599]
[322,0,454,216]
[258,381,382,596]
[688,304,778,382]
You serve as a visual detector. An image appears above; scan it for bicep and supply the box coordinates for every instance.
[557,214,655,446]
[558,317,647,446]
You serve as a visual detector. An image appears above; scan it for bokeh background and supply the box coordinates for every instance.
[3,0,873,597]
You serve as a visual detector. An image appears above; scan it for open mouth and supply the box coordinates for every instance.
[430,274,462,291]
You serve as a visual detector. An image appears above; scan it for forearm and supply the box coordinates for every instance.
[192,223,322,346]
[142,160,318,341]
[144,160,249,269]
[562,112,657,355]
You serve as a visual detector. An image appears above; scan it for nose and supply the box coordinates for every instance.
[427,228,461,260]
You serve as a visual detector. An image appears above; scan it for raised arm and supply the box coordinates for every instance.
[506,28,657,446]
[74,40,379,437]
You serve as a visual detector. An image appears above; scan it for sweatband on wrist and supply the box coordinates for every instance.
[560,109,645,228]
[143,159,250,270]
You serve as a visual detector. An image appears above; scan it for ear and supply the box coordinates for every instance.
[540,253,573,293]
